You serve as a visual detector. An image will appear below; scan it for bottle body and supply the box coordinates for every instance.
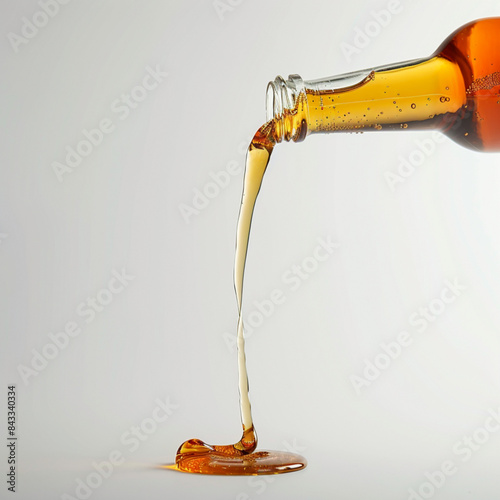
[267,18,500,151]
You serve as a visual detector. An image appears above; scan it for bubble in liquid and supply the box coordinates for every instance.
[440,96,446,103]
[445,86,449,90]
[411,103,416,109]
[400,123,408,129]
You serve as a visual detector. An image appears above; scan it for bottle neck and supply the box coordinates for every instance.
[266,56,467,142]
[266,74,308,143]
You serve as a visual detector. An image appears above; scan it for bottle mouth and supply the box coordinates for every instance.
[266,74,304,122]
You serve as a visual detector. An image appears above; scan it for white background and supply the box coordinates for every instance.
[2,1,500,499]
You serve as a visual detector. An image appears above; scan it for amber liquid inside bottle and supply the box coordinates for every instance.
[167,18,500,477]
[276,18,500,149]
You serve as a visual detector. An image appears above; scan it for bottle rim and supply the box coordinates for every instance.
[266,75,304,122]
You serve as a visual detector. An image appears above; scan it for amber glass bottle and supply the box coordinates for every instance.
[266,17,500,151]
